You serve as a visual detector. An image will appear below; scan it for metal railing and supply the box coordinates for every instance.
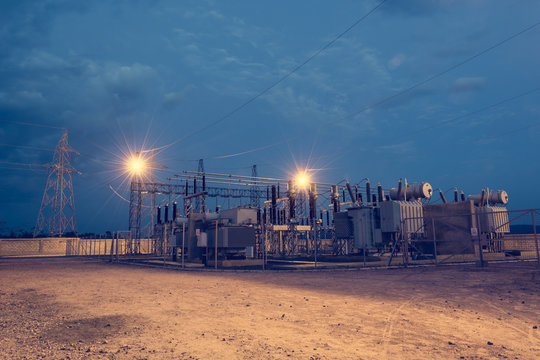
[388,208,540,267]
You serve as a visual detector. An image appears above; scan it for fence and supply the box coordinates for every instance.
[0,237,76,257]
[2,209,539,269]
[0,233,154,259]
[387,208,540,267]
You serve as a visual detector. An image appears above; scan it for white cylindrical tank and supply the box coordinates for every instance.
[468,190,508,205]
[390,182,433,200]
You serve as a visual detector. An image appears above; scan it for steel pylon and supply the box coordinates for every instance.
[34,129,80,237]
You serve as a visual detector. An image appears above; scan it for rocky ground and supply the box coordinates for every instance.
[0,258,539,359]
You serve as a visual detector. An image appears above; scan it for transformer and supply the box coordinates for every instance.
[205,226,256,248]
[380,201,424,234]
[423,201,477,254]
[334,211,353,238]
[475,206,510,234]
[346,207,382,250]
[219,208,258,225]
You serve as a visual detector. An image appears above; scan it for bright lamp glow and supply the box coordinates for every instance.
[295,171,311,190]
[127,155,146,176]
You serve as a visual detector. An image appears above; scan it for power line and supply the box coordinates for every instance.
[0,165,47,173]
[337,20,540,123]
[153,0,388,152]
[387,86,540,140]
[211,134,302,160]
[476,121,540,143]
[297,84,540,168]
[0,144,54,152]
[204,21,540,162]
[166,19,540,163]
[0,120,65,130]
[0,161,48,168]
[403,120,540,162]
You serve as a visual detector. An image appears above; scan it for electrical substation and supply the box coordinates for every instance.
[3,3,540,359]
[27,131,528,269]
[124,159,515,269]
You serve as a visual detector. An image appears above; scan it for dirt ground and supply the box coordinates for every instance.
[0,258,539,360]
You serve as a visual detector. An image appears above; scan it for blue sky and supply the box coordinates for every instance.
[1,0,539,234]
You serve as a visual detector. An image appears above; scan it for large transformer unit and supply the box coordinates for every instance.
[152,207,259,266]
[423,189,510,254]
[476,206,510,234]
[219,208,258,226]
[423,200,477,254]
[334,180,433,253]
[334,211,354,239]
[347,207,382,250]
[380,201,424,235]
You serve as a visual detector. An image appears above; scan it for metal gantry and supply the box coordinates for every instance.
[127,150,157,253]
[127,170,382,258]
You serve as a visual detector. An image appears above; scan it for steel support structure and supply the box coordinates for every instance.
[34,129,79,237]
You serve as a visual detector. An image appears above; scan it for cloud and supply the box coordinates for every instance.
[376,86,439,110]
[450,77,486,93]
[388,53,406,70]
[19,50,68,70]
[100,63,155,90]
[377,141,416,155]
[1,48,160,139]
[322,37,392,85]
[264,86,347,126]
[208,10,224,19]
[183,7,225,20]
[0,90,46,108]
[0,1,88,60]
[81,62,158,107]
[222,55,265,68]
[381,0,457,16]
[161,84,196,111]
[172,28,198,40]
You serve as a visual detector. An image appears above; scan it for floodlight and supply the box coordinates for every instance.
[127,154,146,176]
[295,171,311,190]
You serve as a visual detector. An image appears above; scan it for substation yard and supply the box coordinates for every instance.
[0,258,539,360]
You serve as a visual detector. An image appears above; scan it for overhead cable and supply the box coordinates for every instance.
[388,86,540,140]
[152,0,388,152]
[338,20,540,123]
[0,144,54,152]
[172,20,540,162]
[0,120,65,130]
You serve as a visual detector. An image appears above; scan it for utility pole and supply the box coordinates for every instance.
[34,129,80,237]
[198,159,205,212]
[250,165,259,207]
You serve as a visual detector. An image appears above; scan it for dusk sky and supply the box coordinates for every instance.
[1,0,539,234]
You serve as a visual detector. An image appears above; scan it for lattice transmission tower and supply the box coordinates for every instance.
[34,129,80,237]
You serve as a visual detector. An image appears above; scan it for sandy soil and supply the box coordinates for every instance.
[0,258,539,360]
